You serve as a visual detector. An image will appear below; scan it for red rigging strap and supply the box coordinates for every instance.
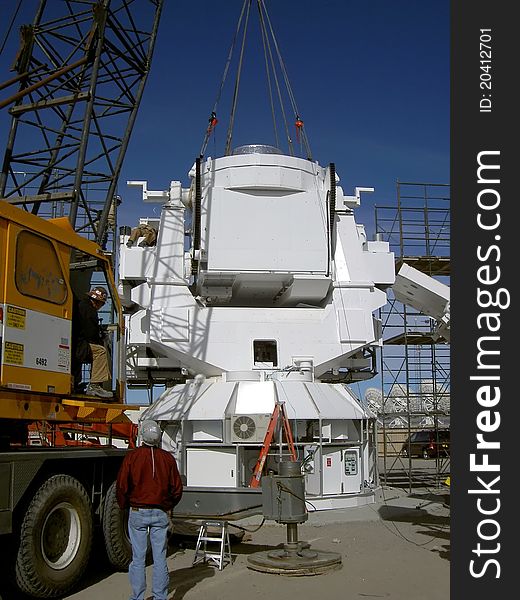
[207,111,218,134]
[295,116,304,142]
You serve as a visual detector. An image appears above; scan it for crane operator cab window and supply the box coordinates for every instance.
[15,231,68,304]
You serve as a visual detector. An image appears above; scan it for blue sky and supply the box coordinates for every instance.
[129,0,450,233]
[0,1,449,403]
[0,0,449,232]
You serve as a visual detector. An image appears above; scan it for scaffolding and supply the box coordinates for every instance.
[375,182,450,491]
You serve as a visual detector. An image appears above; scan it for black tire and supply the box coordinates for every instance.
[15,474,93,598]
[102,481,132,570]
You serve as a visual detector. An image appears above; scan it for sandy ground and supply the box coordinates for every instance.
[70,486,449,600]
[1,485,449,600]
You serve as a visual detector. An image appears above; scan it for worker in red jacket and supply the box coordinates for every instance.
[116,419,183,600]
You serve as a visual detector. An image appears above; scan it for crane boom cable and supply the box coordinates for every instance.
[201,0,311,160]
[0,0,23,57]
[224,0,252,156]
[256,0,279,151]
[200,0,249,157]
[261,2,299,118]
[256,0,293,156]
[260,0,312,159]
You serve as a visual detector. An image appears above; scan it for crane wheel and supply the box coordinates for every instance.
[102,480,132,570]
[15,474,93,598]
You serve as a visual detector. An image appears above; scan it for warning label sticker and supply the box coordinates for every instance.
[6,306,26,329]
[58,346,70,370]
[4,341,24,365]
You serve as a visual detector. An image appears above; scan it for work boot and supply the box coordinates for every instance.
[138,240,148,247]
[74,382,87,394]
[126,239,134,247]
[86,383,113,399]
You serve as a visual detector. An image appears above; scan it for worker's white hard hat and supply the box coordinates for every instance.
[140,419,162,446]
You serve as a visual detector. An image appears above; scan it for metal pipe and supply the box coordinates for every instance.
[286,523,298,549]
[0,65,47,93]
[0,56,89,110]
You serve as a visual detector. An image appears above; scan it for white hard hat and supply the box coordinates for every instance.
[140,419,162,446]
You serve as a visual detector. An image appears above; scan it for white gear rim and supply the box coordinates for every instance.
[41,501,82,570]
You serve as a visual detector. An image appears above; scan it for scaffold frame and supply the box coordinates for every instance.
[375,182,450,491]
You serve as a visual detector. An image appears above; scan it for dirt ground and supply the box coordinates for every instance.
[1,485,449,600]
[73,486,449,600]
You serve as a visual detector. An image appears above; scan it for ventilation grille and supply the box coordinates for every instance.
[230,414,271,443]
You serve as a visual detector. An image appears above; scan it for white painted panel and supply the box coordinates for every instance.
[321,447,343,495]
[337,308,371,343]
[186,448,236,487]
[227,165,304,190]
[192,420,223,441]
[206,188,328,272]
[2,305,70,373]
[393,263,449,319]
[161,308,189,342]
[119,243,155,279]
[235,381,276,414]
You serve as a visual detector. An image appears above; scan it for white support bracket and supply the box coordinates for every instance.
[127,180,169,203]
[343,186,375,208]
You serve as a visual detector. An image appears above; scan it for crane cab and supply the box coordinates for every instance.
[0,199,122,400]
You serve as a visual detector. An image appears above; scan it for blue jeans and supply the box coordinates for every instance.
[128,508,169,600]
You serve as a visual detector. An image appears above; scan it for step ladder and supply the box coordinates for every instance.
[192,520,232,570]
[249,400,297,488]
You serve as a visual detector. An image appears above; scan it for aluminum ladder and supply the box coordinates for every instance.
[192,520,232,570]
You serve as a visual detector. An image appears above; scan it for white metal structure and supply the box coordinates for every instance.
[119,145,395,511]
[392,263,450,342]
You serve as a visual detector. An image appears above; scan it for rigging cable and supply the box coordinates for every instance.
[256,0,279,151]
[256,0,293,155]
[224,0,252,156]
[201,0,312,160]
[260,0,312,160]
[0,0,23,57]
[199,0,250,158]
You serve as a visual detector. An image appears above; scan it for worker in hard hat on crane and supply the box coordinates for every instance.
[72,286,113,399]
